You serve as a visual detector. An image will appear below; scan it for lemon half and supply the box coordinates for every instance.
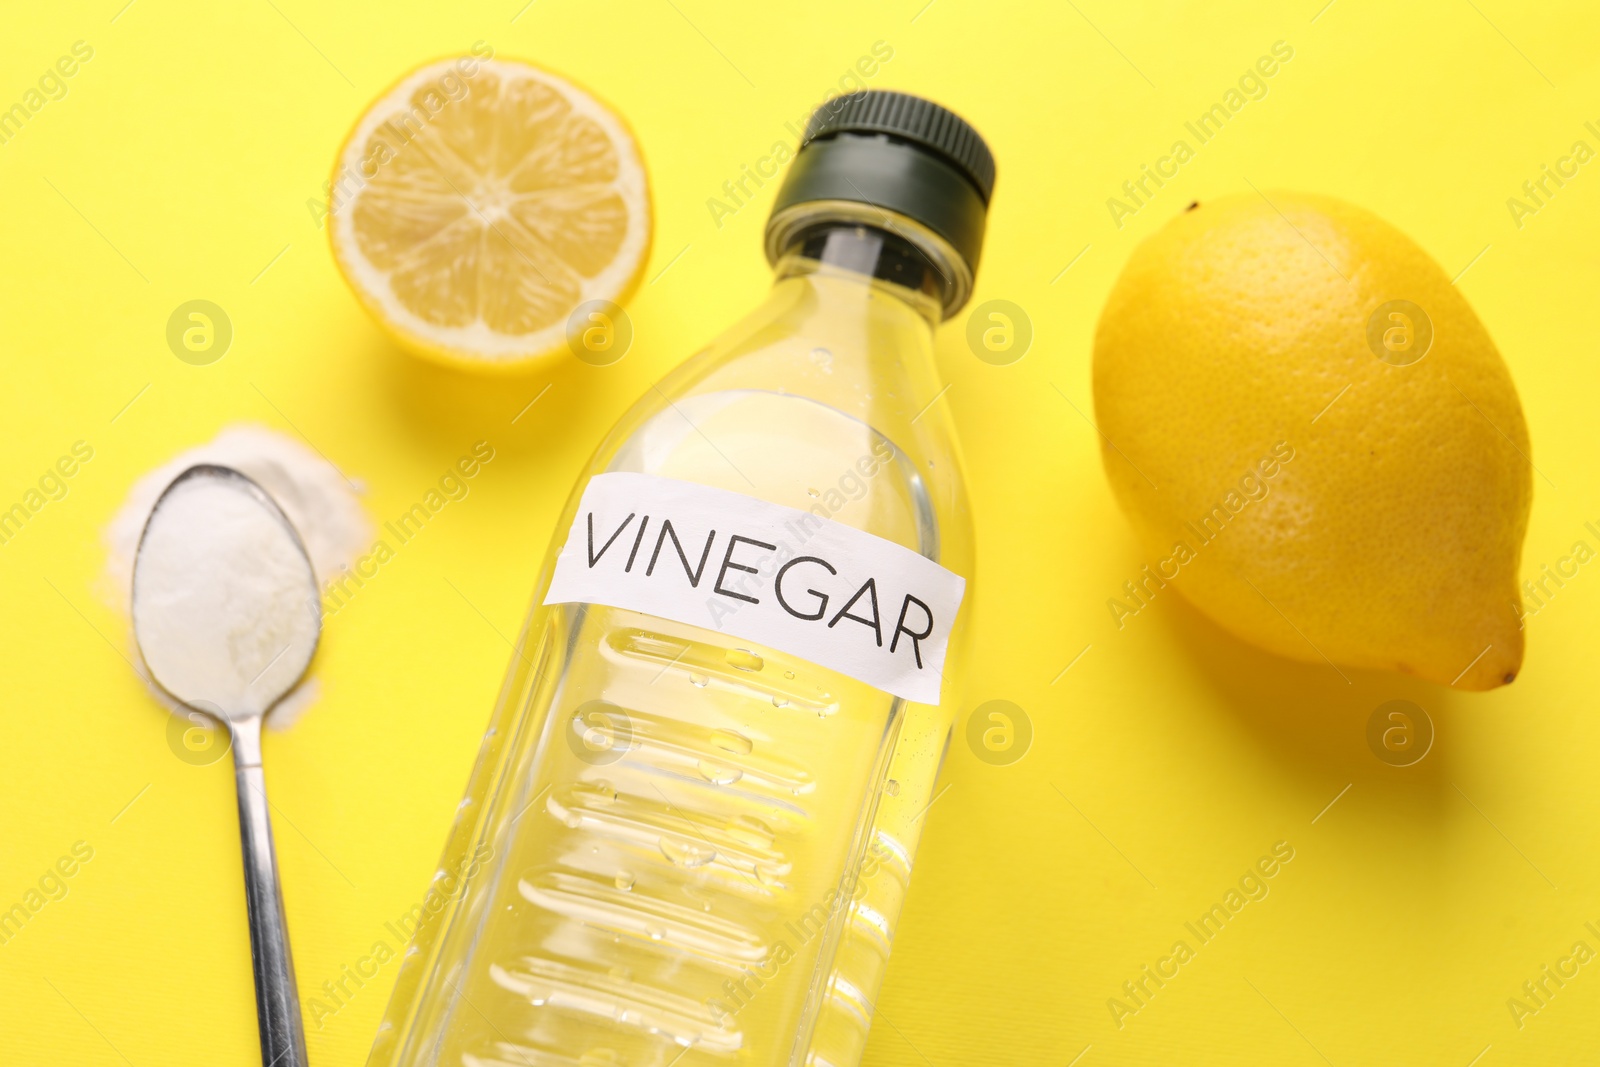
[329,56,651,368]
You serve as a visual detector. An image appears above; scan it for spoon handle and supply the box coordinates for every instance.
[231,716,309,1067]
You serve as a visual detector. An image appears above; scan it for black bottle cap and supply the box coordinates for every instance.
[765,90,996,313]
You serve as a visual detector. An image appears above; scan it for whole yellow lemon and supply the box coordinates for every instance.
[1093,192,1531,690]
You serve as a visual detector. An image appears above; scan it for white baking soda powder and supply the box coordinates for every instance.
[106,426,370,726]
[132,473,321,719]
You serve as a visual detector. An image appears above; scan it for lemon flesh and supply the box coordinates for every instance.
[1093,193,1531,690]
[329,57,650,368]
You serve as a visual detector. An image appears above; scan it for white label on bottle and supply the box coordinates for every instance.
[544,472,965,704]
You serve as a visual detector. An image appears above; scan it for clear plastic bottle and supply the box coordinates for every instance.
[368,90,995,1067]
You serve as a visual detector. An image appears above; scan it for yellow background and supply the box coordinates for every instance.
[3,1,1598,1063]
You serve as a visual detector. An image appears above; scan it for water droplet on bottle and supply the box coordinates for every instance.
[807,487,821,499]
[689,672,710,688]
[710,728,753,756]
[783,670,795,680]
[755,864,788,889]
[697,759,743,785]
[726,648,763,672]
[810,346,833,371]
[645,924,665,941]
[885,779,901,796]
[772,696,789,708]
[615,871,635,891]
[660,837,716,868]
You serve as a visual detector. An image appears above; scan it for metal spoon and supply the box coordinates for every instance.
[131,464,318,1067]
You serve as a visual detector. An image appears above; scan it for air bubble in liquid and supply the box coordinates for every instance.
[697,759,743,786]
[726,648,764,672]
[660,837,716,868]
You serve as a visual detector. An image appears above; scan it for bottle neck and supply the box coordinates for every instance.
[771,223,947,327]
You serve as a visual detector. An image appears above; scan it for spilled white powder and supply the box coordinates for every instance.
[132,474,321,720]
[106,426,370,728]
